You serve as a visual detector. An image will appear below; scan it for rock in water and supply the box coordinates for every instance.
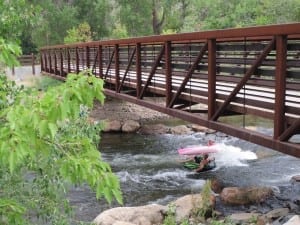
[220,186,273,205]
[93,204,167,225]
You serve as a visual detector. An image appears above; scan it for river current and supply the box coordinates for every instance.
[69,128,300,222]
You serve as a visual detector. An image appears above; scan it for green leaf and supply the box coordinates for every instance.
[48,123,58,139]
[39,120,48,137]
[9,151,16,173]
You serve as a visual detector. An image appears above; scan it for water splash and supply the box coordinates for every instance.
[212,143,257,167]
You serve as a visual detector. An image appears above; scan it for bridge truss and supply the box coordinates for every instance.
[40,23,300,158]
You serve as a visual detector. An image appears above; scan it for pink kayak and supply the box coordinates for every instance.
[178,145,218,155]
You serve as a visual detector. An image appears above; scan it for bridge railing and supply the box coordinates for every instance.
[40,23,300,157]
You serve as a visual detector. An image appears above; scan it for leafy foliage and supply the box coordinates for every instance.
[0,38,22,68]
[163,203,177,225]
[64,22,93,44]
[0,71,122,224]
[8,0,299,51]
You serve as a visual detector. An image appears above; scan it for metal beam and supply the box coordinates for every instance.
[208,39,216,119]
[211,37,276,121]
[165,41,172,107]
[168,42,208,108]
[139,45,165,99]
[274,35,287,139]
[118,47,136,93]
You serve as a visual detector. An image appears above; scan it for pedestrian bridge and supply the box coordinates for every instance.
[40,23,300,158]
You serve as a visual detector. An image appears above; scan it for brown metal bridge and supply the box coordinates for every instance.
[40,23,300,158]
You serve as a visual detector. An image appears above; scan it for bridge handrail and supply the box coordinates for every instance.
[41,23,300,49]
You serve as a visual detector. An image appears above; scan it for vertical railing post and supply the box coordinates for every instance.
[54,50,58,75]
[208,39,216,120]
[67,48,71,74]
[60,49,64,76]
[115,44,120,92]
[98,45,103,78]
[136,43,142,99]
[76,47,79,74]
[31,53,35,75]
[86,46,90,70]
[44,51,48,72]
[274,35,287,139]
[49,50,52,73]
[40,51,44,73]
[165,41,172,107]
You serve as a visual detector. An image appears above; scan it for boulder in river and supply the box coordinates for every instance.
[170,125,192,135]
[121,120,140,133]
[138,124,170,134]
[229,212,260,224]
[171,193,216,222]
[93,204,167,225]
[291,175,300,183]
[220,186,273,205]
[102,119,122,132]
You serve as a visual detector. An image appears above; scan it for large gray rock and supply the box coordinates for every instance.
[102,120,122,132]
[171,194,215,222]
[170,125,192,135]
[93,204,167,225]
[112,222,136,225]
[121,120,140,133]
[189,124,208,132]
[138,124,170,135]
[220,187,273,205]
[229,213,260,224]
[265,208,289,219]
[171,194,202,222]
[291,175,300,183]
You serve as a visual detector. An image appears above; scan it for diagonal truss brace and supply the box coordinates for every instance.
[279,118,300,141]
[117,47,137,93]
[168,42,208,108]
[139,45,165,99]
[211,37,276,121]
[104,49,115,79]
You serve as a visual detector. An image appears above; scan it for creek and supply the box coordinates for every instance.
[69,122,300,222]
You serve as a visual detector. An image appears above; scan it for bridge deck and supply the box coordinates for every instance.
[40,23,300,158]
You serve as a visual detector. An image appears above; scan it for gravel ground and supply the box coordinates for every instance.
[90,97,171,123]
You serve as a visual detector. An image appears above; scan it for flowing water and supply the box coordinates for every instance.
[70,126,300,222]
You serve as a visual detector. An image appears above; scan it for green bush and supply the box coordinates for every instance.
[0,71,122,225]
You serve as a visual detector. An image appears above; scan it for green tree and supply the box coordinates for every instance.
[0,0,36,58]
[64,22,93,44]
[182,0,300,31]
[0,0,35,42]
[73,0,112,40]
[116,0,153,36]
[31,0,79,47]
[111,23,129,39]
[0,71,122,225]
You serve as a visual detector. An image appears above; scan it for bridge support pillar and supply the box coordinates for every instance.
[274,35,287,139]
[165,41,172,107]
[208,39,216,119]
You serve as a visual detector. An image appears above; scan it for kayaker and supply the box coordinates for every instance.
[194,154,214,172]
[207,140,215,146]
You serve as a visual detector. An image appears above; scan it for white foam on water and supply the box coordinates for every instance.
[211,143,257,167]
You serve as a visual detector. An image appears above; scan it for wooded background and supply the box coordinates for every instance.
[1,0,300,53]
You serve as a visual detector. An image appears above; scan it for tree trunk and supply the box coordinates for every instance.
[152,0,165,35]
